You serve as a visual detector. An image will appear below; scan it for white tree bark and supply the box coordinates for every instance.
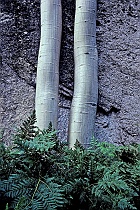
[35,0,62,130]
[69,0,98,148]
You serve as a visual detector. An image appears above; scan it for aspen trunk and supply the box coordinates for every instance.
[69,0,98,148]
[35,0,62,130]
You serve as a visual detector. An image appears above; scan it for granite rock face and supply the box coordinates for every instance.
[95,0,140,144]
[1,0,39,144]
[1,0,140,145]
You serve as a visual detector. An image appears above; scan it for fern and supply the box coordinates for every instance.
[1,174,66,210]
[14,197,26,210]
[14,110,38,142]
[0,113,140,210]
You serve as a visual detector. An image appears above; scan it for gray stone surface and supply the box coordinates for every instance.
[95,0,140,144]
[0,0,140,144]
[1,0,39,144]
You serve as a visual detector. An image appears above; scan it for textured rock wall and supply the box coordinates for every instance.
[95,0,140,144]
[1,0,39,144]
[1,0,140,145]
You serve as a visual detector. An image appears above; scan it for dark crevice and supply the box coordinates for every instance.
[109,106,120,113]
[122,127,138,137]
[97,105,120,116]
[97,105,107,115]
[96,20,101,26]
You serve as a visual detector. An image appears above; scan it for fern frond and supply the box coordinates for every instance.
[15,110,38,142]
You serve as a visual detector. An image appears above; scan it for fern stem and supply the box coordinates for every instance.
[40,179,53,193]
[24,178,41,209]
[32,178,41,200]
